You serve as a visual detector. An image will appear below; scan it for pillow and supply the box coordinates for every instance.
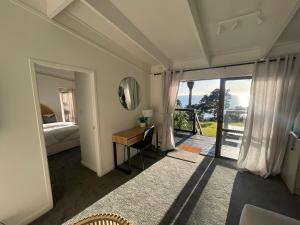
[42,113,57,124]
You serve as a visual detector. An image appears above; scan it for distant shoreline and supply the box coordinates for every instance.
[177,95,240,108]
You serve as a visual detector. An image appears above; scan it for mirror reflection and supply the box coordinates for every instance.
[118,77,141,110]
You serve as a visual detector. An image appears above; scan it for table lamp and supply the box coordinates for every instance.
[142,109,153,126]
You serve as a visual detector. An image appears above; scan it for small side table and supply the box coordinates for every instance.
[112,126,158,174]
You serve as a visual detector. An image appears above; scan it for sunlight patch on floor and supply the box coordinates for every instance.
[186,165,237,225]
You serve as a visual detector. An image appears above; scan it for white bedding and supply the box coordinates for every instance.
[43,122,80,151]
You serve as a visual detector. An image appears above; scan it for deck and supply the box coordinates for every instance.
[175,132,216,157]
[174,132,240,159]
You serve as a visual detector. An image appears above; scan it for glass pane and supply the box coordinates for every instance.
[223,79,251,132]
[174,109,194,132]
[220,131,243,159]
[176,80,220,137]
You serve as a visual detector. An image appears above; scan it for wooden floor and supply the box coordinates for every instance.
[174,132,240,159]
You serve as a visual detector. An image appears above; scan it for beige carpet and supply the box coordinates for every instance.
[63,156,208,225]
[62,156,239,225]
[185,165,237,225]
[61,156,300,225]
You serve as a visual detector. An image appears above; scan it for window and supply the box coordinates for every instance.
[59,88,76,123]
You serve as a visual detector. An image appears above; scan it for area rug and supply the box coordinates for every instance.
[62,156,211,225]
[174,165,238,225]
[61,156,300,225]
[167,148,203,163]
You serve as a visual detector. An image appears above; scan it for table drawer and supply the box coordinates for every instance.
[112,135,128,145]
[127,134,143,146]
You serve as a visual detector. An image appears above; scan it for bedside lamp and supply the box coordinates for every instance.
[142,109,153,126]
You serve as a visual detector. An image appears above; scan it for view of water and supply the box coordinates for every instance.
[177,95,241,108]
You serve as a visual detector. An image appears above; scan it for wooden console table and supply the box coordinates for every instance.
[112,126,158,174]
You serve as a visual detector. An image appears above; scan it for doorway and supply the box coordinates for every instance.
[175,76,252,160]
[29,59,102,208]
[175,79,220,157]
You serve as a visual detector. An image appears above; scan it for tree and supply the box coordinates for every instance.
[174,111,189,130]
[191,88,231,120]
[176,99,183,108]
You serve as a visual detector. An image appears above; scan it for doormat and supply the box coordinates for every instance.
[179,144,202,153]
[167,149,203,163]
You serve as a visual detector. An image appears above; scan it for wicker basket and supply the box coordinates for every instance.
[74,213,132,225]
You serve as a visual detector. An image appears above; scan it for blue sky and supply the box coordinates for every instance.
[178,79,220,96]
[178,79,251,96]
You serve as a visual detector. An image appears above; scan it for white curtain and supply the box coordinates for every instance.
[161,69,183,150]
[238,55,300,177]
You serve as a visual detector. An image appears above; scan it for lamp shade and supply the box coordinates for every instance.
[142,109,153,118]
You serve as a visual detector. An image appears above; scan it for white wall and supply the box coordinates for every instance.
[0,1,149,224]
[37,74,75,121]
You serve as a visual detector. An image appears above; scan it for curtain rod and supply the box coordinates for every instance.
[153,57,295,76]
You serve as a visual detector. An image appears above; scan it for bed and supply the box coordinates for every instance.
[41,104,80,155]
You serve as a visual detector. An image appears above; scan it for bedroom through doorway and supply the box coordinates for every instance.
[30,61,101,206]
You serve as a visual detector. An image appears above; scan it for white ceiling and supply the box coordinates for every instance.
[64,0,160,66]
[17,0,300,72]
[196,0,297,54]
[110,0,204,62]
[19,0,47,13]
[278,9,300,43]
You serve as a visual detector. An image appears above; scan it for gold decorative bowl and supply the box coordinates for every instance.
[74,213,132,225]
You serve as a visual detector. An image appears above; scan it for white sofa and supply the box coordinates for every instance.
[240,204,300,225]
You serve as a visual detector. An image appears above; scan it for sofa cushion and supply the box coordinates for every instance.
[240,204,300,225]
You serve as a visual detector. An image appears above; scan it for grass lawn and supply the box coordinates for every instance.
[228,121,244,127]
[200,121,217,137]
[199,121,244,137]
[174,116,243,137]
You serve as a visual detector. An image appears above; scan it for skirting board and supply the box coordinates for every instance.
[13,202,52,225]
[81,160,97,173]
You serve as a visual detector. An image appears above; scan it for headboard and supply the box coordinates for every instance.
[40,104,54,115]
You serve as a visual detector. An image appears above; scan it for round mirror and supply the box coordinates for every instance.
[118,77,141,110]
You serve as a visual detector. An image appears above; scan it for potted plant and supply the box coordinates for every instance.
[138,116,147,127]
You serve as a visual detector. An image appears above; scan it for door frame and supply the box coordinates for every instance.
[215,76,252,159]
[28,58,103,209]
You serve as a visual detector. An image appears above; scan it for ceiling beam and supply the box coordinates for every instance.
[82,0,170,68]
[187,0,210,66]
[47,0,75,18]
[261,0,300,58]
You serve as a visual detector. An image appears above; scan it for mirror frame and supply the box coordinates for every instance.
[118,77,141,111]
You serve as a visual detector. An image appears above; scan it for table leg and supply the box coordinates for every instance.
[113,142,132,174]
[113,142,117,169]
[156,129,159,151]
[127,146,132,173]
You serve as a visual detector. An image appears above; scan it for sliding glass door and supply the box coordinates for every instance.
[216,77,252,159]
